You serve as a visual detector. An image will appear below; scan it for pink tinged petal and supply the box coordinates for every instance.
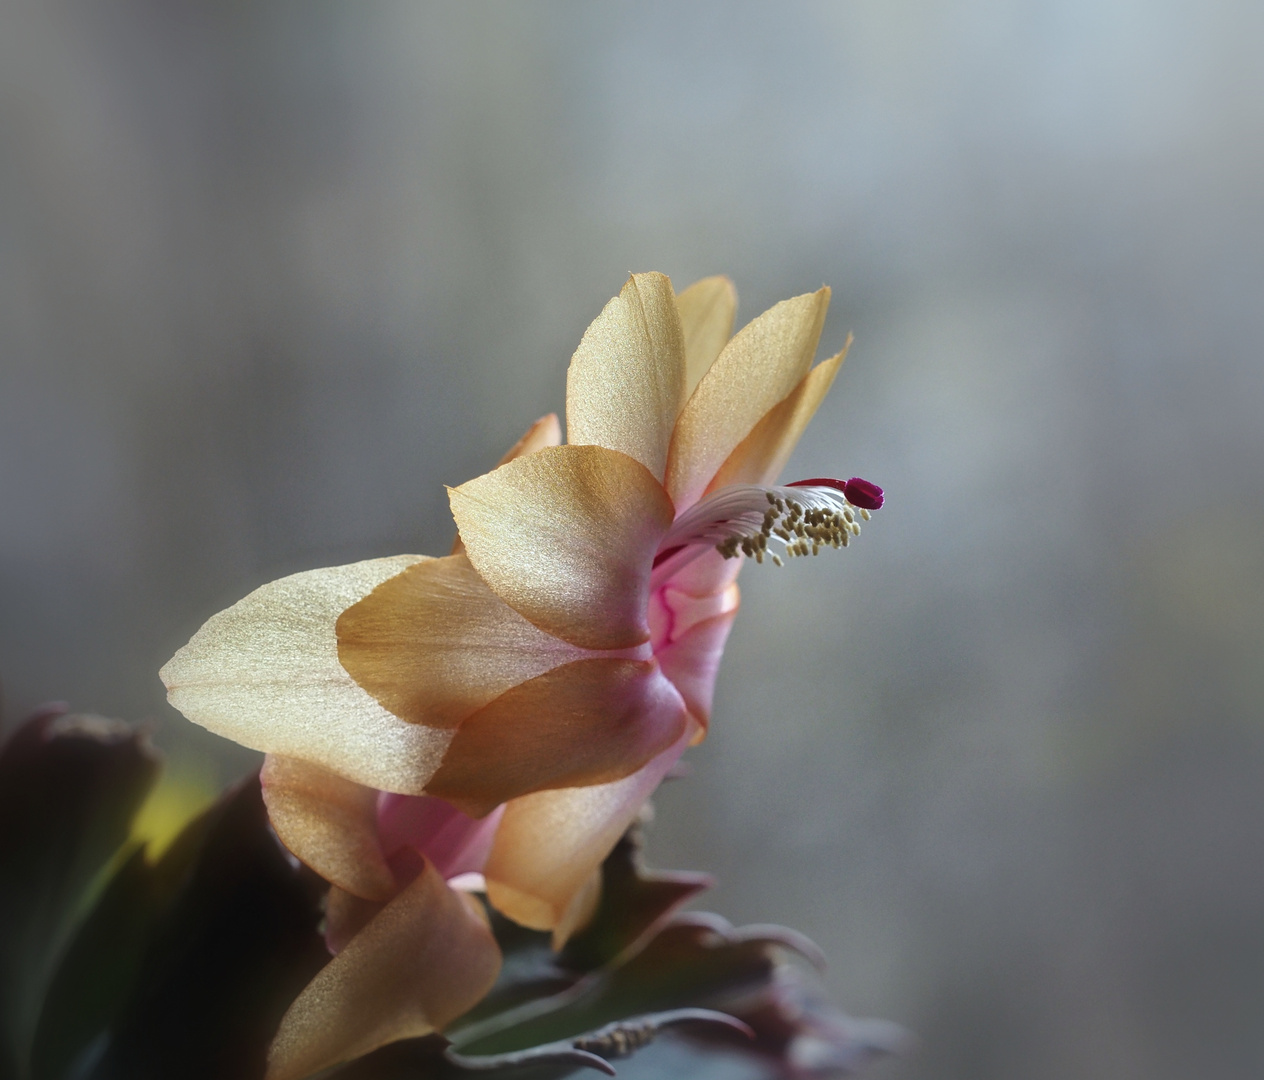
[656,608,739,730]
[376,793,504,879]
[566,272,686,483]
[648,579,740,651]
[160,556,453,795]
[453,414,562,556]
[666,288,832,513]
[675,275,738,398]
[483,721,696,943]
[662,545,744,600]
[448,444,676,651]
[266,862,501,1080]
[261,755,395,902]
[704,344,849,494]
[336,554,589,730]
[656,582,740,645]
[423,658,689,819]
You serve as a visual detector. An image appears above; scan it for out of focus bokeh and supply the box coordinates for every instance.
[3,2,1263,1076]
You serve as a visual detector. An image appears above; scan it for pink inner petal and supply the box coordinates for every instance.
[656,609,739,725]
[376,792,504,881]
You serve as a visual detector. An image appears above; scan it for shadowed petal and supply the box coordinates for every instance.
[483,723,695,941]
[324,886,384,955]
[424,658,688,818]
[161,556,453,794]
[337,554,588,730]
[666,288,831,512]
[551,868,603,950]
[566,272,685,483]
[705,346,848,494]
[448,445,675,650]
[676,275,737,398]
[266,862,501,1080]
[261,755,395,902]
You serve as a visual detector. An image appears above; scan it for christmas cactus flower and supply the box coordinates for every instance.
[160,272,881,1078]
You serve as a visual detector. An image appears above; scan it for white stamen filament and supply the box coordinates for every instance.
[652,483,868,586]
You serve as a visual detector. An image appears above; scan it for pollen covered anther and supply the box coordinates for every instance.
[651,477,883,583]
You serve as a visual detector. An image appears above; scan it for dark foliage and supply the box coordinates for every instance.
[0,707,327,1080]
[0,708,902,1080]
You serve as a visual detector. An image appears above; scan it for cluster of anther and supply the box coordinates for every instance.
[716,490,870,567]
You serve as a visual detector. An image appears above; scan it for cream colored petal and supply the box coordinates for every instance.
[266,862,501,1080]
[424,658,688,819]
[676,275,737,398]
[566,272,685,483]
[448,444,675,651]
[261,755,395,902]
[337,554,589,730]
[704,344,848,494]
[452,414,562,556]
[161,556,453,795]
[665,288,831,512]
[483,722,694,939]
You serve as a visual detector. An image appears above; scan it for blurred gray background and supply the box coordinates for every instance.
[3,1,1264,1076]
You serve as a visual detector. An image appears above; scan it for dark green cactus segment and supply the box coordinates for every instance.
[451,827,713,1040]
[30,847,162,1080]
[444,1009,754,1076]
[0,706,160,1079]
[0,707,330,1080]
[561,828,713,972]
[87,775,329,1080]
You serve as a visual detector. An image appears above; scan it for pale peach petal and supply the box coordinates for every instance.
[452,414,562,556]
[483,722,695,939]
[266,862,501,1080]
[336,554,588,730]
[161,556,453,795]
[656,608,739,730]
[704,345,848,494]
[676,275,737,398]
[448,445,675,650]
[565,272,686,484]
[496,411,563,466]
[261,755,395,902]
[424,658,688,818]
[665,288,831,512]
